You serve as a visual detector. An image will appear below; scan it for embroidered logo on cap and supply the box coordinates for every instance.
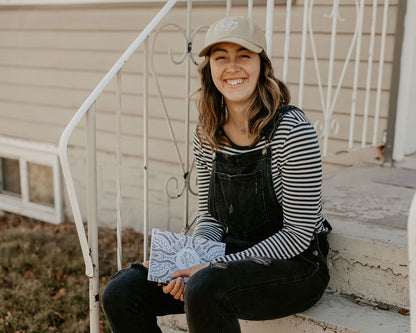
[219,19,239,32]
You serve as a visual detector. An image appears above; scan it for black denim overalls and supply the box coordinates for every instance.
[102,105,331,333]
[182,105,331,332]
[208,105,294,255]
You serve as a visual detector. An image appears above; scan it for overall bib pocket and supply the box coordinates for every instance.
[210,169,269,231]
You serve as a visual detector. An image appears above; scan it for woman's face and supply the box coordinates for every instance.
[209,42,261,111]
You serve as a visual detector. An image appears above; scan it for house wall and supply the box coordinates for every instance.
[0,0,400,232]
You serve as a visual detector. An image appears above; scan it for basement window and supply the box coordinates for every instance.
[0,157,21,197]
[0,137,63,224]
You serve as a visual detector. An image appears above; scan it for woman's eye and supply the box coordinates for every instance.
[240,54,250,59]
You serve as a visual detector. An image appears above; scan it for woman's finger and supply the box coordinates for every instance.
[162,280,176,294]
[174,283,185,300]
[169,278,183,296]
[170,269,188,279]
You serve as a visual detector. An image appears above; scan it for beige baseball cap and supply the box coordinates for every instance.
[199,16,267,57]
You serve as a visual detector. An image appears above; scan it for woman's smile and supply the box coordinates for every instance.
[224,78,246,87]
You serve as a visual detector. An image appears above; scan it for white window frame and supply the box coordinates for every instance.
[0,136,63,224]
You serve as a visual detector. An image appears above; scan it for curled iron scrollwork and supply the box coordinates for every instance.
[151,22,205,200]
[314,117,340,139]
[164,159,198,199]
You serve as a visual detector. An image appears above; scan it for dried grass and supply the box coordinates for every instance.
[0,213,144,333]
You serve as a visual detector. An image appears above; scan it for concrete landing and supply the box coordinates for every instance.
[323,158,415,308]
[322,161,415,243]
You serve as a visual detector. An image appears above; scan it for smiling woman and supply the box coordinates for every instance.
[196,17,291,149]
[102,16,331,333]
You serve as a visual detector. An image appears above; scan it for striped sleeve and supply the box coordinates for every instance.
[191,133,225,242]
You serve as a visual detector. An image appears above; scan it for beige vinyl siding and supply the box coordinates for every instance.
[0,1,399,229]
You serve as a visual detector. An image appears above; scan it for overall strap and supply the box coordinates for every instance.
[259,105,301,155]
[267,105,301,142]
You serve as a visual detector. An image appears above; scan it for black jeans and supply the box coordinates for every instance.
[102,236,329,333]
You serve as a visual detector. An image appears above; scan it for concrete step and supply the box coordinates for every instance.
[160,325,185,333]
[322,163,413,309]
[327,223,408,309]
[158,291,410,333]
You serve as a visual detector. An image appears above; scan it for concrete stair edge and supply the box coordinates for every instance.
[158,291,410,333]
[327,221,409,309]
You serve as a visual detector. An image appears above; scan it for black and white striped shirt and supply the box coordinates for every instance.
[192,108,327,262]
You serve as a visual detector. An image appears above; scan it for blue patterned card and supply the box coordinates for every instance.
[147,228,226,284]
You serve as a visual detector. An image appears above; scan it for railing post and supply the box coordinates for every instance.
[322,0,340,157]
[86,103,99,333]
[362,0,378,148]
[183,0,193,231]
[373,0,389,145]
[226,0,231,16]
[349,0,364,149]
[298,0,309,108]
[248,0,253,18]
[143,37,150,261]
[116,70,123,271]
[265,0,274,58]
[283,0,292,83]
[409,192,416,333]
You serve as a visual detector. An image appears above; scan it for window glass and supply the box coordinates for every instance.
[0,157,21,196]
[28,162,54,206]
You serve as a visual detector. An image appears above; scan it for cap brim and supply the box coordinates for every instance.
[198,37,263,57]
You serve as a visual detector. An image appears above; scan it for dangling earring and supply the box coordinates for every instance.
[279,91,286,105]
[221,95,224,108]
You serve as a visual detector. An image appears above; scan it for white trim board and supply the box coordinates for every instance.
[393,0,416,161]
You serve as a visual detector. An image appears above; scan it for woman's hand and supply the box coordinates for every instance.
[162,262,210,301]
[170,262,210,280]
[143,260,186,300]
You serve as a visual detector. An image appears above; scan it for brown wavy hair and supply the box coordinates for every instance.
[196,51,291,149]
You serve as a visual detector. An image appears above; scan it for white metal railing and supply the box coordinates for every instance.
[305,0,390,155]
[409,192,416,333]
[57,1,178,331]
[57,0,394,331]
[57,1,277,331]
